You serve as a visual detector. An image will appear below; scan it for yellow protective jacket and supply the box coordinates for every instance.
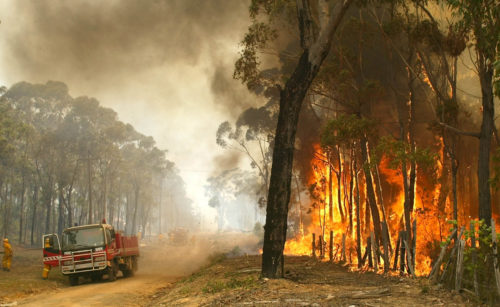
[3,242,12,257]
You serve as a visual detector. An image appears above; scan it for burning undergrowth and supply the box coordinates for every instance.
[283,141,471,276]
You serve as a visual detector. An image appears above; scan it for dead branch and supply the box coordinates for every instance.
[438,122,480,138]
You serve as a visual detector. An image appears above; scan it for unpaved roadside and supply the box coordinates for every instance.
[1,232,259,307]
[150,255,475,306]
[17,273,175,307]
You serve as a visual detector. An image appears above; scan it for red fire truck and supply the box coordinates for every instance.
[43,222,139,286]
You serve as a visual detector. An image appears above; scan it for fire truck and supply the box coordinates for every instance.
[43,222,139,286]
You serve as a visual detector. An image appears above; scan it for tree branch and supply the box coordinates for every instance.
[439,122,480,138]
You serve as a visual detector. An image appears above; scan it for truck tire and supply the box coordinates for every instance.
[69,276,79,286]
[106,266,116,281]
[132,257,138,272]
[122,268,134,278]
[91,273,102,282]
[122,257,135,277]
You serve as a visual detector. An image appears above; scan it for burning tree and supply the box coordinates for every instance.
[232,0,499,294]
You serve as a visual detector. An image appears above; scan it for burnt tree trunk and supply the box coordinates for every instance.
[477,59,494,226]
[261,0,353,278]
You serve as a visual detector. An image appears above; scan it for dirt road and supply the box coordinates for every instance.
[17,273,174,307]
[0,232,260,307]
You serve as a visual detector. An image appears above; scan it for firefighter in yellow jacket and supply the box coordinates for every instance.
[2,238,12,271]
[42,237,51,279]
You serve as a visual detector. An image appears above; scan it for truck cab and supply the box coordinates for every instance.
[43,223,139,286]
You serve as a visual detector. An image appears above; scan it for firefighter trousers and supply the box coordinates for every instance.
[42,264,51,279]
[2,255,11,271]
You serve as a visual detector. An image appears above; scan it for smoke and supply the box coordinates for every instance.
[212,151,242,171]
[0,0,260,215]
[138,232,261,277]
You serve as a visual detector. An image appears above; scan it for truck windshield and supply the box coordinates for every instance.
[62,227,105,250]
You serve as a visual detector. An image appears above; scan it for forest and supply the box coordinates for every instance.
[214,0,500,299]
[0,81,197,246]
[0,0,498,303]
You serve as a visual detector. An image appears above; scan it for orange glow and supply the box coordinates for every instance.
[284,142,460,276]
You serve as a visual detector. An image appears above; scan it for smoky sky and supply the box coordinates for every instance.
[0,0,259,216]
[5,1,250,95]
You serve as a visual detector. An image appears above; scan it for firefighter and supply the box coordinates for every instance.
[42,237,51,279]
[2,238,12,271]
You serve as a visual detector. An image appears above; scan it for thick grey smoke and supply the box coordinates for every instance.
[0,0,258,218]
[5,1,247,83]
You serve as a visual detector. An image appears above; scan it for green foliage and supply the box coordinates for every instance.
[374,136,438,175]
[0,81,190,240]
[442,0,499,62]
[234,22,277,89]
[441,219,500,302]
[320,114,375,149]
[202,280,226,293]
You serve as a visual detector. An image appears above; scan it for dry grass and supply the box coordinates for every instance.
[0,246,68,304]
[150,255,475,306]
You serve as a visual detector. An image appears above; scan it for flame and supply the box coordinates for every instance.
[284,141,461,276]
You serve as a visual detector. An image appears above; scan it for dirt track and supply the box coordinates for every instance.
[17,273,173,307]
[1,232,260,307]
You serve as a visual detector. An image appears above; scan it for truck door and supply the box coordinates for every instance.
[42,234,61,267]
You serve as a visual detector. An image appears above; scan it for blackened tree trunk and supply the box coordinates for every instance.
[477,60,494,226]
[261,0,353,278]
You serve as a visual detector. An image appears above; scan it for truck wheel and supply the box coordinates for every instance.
[107,265,117,282]
[91,273,102,282]
[69,276,79,286]
[122,269,133,278]
[132,257,138,272]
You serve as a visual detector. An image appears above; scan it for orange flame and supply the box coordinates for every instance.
[284,141,456,276]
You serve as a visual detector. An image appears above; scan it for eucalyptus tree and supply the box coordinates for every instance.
[442,0,499,226]
[235,0,353,278]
